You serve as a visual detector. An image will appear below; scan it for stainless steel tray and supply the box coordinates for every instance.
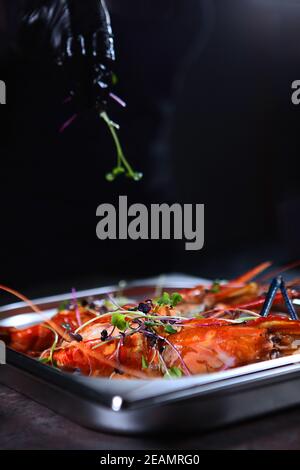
[1,278,300,435]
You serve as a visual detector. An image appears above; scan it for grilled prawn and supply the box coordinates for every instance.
[1,263,300,379]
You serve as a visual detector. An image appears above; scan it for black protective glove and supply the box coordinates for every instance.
[18,0,115,112]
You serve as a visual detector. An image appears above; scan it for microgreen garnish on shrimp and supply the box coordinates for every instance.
[156,292,183,308]
[1,262,300,379]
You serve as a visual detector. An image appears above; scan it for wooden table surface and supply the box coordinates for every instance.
[1,382,300,450]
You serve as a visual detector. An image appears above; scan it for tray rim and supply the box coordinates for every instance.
[0,275,210,314]
[4,346,300,411]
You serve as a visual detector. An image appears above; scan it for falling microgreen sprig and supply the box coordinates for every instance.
[100,111,142,182]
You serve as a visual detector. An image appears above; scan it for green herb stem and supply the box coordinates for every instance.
[40,325,59,366]
[100,111,142,181]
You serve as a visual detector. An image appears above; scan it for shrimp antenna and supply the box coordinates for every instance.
[260,276,298,320]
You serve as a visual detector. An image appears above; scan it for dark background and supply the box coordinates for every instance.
[1,0,300,299]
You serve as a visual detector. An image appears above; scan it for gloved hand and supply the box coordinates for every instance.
[17,0,141,181]
[18,0,115,112]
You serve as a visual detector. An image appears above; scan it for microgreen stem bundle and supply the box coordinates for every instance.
[100,111,142,182]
